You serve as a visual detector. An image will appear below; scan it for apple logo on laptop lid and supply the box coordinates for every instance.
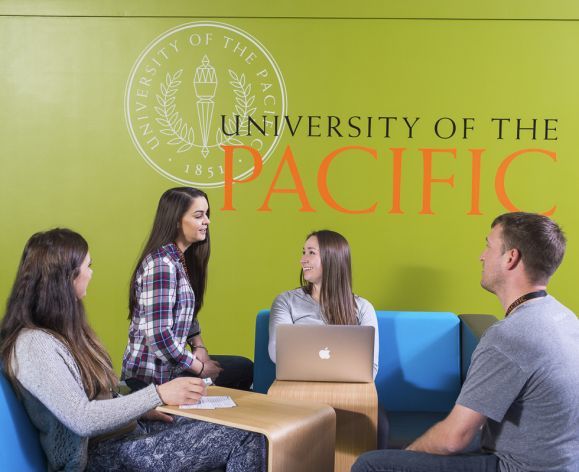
[318,347,331,360]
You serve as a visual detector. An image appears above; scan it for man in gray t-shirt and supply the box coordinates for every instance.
[353,212,579,472]
[457,295,579,471]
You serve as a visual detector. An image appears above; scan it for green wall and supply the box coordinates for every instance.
[1,1,578,373]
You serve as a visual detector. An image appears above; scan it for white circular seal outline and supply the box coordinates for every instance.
[125,21,287,188]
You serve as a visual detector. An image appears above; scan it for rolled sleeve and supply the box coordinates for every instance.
[187,317,201,342]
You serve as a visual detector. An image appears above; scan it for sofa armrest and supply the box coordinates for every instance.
[253,310,276,393]
[1,368,47,471]
[459,314,498,382]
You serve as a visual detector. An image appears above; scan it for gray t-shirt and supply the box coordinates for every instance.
[457,295,579,472]
[269,288,379,378]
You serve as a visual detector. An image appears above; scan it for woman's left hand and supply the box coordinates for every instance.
[141,409,174,423]
[194,346,211,363]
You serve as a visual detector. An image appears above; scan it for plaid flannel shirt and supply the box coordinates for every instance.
[122,243,200,385]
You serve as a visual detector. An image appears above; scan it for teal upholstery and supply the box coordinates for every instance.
[253,309,276,394]
[253,310,496,448]
[375,311,460,413]
[0,369,46,471]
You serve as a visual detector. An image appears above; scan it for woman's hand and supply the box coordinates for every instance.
[156,377,206,405]
[193,346,210,363]
[141,409,174,423]
[202,359,223,381]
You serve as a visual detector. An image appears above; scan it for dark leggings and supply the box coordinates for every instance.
[124,354,254,392]
[209,355,253,390]
[87,416,266,472]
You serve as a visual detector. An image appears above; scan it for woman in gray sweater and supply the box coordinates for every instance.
[0,228,265,471]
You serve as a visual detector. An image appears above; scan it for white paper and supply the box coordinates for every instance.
[179,396,237,410]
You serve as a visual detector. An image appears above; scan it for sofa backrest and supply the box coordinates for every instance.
[375,311,460,412]
[0,369,46,471]
[459,314,498,382]
[254,310,461,412]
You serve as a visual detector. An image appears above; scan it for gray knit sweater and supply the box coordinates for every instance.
[12,329,162,471]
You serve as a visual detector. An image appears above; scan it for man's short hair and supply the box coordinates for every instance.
[492,212,566,284]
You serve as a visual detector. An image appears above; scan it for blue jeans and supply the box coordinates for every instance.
[352,449,498,472]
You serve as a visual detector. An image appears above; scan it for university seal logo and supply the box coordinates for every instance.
[125,21,287,187]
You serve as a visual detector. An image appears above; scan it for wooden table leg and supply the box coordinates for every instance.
[268,381,377,472]
[158,386,335,472]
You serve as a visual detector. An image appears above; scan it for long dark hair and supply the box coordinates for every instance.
[129,187,211,319]
[0,229,116,399]
[300,230,358,325]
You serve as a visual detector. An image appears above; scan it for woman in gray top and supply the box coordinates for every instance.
[269,229,388,447]
[268,230,379,378]
[0,228,265,471]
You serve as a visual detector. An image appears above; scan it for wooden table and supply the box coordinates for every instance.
[268,380,378,472]
[158,386,335,472]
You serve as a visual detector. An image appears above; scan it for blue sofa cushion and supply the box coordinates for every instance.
[375,311,460,413]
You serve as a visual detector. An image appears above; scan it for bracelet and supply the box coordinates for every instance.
[199,361,205,377]
[192,345,207,352]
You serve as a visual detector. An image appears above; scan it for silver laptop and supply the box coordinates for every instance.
[275,324,374,383]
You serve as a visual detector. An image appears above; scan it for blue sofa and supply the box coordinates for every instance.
[0,311,495,467]
[254,309,496,448]
[0,369,46,471]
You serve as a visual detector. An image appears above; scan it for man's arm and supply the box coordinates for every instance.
[406,404,486,455]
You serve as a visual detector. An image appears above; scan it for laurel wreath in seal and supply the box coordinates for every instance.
[155,69,195,153]
[216,70,256,146]
[154,68,257,152]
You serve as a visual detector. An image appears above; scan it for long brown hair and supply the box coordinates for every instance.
[0,229,116,399]
[128,187,211,319]
[300,230,358,325]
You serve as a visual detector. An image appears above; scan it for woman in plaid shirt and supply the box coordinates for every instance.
[122,187,253,392]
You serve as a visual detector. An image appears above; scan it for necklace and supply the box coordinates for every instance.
[505,290,547,317]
